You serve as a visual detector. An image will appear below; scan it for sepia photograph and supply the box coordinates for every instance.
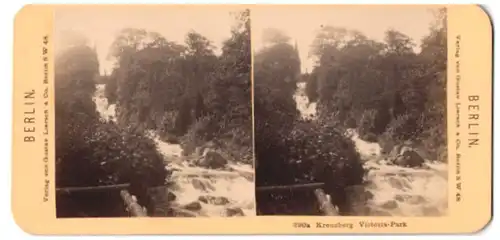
[11,3,494,234]
[54,6,254,218]
[253,6,448,216]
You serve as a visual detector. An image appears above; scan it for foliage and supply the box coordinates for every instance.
[256,119,365,215]
[256,8,447,215]
[104,9,252,163]
[254,29,365,215]
[55,41,168,217]
[306,8,447,160]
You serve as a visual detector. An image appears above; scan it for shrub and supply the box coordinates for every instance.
[256,119,365,215]
[56,121,169,217]
[180,113,253,165]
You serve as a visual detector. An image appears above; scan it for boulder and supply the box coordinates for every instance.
[387,177,406,190]
[221,207,245,217]
[422,206,441,216]
[167,191,177,202]
[390,146,425,168]
[394,194,426,205]
[394,195,405,202]
[407,195,426,205]
[196,148,228,169]
[381,200,398,210]
[371,209,392,216]
[198,196,230,205]
[191,178,215,192]
[183,201,202,211]
[169,208,198,217]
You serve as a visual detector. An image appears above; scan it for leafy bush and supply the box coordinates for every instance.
[256,119,365,215]
[56,121,169,217]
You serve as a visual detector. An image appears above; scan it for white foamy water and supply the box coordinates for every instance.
[293,81,449,217]
[346,129,382,159]
[294,82,317,120]
[93,84,255,217]
[92,85,116,122]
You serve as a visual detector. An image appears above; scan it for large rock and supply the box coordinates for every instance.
[390,146,425,168]
[197,149,228,169]
[387,177,407,190]
[394,194,426,205]
[422,206,441,216]
[183,201,202,211]
[191,178,215,192]
[381,200,398,210]
[169,207,198,217]
[221,207,245,217]
[407,195,426,205]
[371,209,392,216]
[198,196,230,205]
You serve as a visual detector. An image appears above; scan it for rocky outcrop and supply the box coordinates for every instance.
[198,195,230,205]
[191,178,216,192]
[381,200,398,210]
[196,148,228,169]
[389,145,425,168]
[221,207,245,217]
[183,201,202,211]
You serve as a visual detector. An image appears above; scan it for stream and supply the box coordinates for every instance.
[294,82,448,217]
[93,84,256,217]
[92,82,448,217]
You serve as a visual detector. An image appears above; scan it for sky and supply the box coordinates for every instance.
[55,5,441,75]
[55,6,244,74]
[252,5,441,73]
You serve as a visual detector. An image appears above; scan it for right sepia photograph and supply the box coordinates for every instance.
[253,6,448,216]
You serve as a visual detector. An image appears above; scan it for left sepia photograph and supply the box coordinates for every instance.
[54,6,254,218]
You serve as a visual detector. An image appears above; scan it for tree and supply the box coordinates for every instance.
[307,15,447,161]
[55,37,168,218]
[105,10,253,164]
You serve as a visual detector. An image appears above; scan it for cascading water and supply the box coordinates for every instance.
[93,84,256,217]
[293,82,317,120]
[293,81,448,216]
[92,81,448,217]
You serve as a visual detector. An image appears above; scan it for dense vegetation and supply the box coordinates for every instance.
[104,10,252,164]
[305,8,447,161]
[255,8,447,215]
[55,34,169,217]
[254,28,365,215]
